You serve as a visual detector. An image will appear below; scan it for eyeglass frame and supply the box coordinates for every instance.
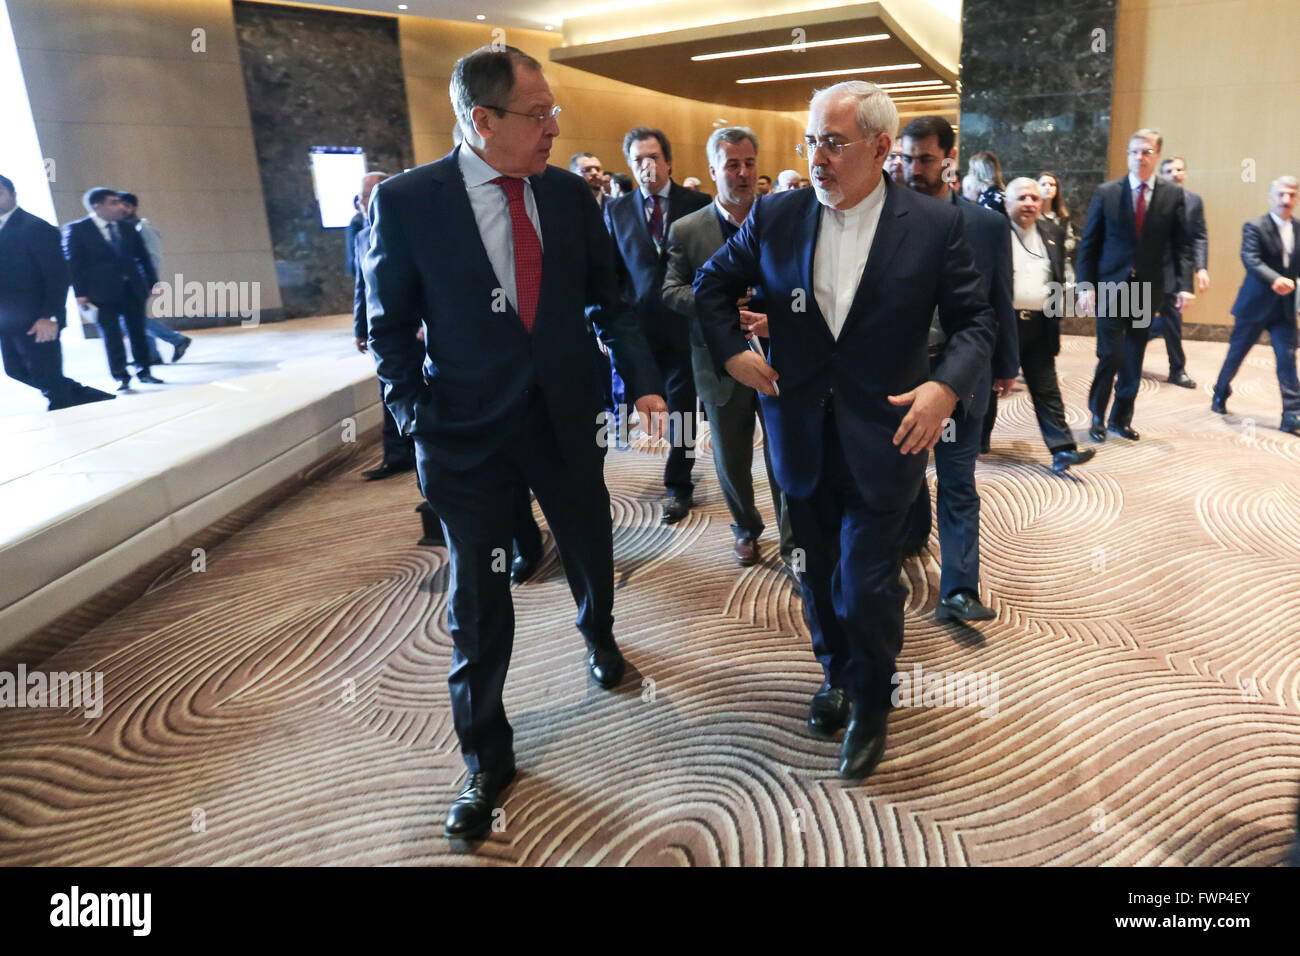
[481,104,563,124]
[795,138,869,159]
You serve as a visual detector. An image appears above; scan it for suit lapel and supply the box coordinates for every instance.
[796,193,833,344]
[531,171,563,331]
[1119,178,1138,239]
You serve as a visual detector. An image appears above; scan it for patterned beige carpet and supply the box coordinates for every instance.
[1,337,1298,866]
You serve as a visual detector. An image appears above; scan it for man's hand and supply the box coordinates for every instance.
[1076,288,1095,316]
[993,377,1016,398]
[151,283,164,297]
[416,326,426,343]
[739,309,768,338]
[355,337,368,353]
[888,380,958,454]
[1195,269,1210,294]
[634,393,669,441]
[1176,291,1196,310]
[26,318,59,343]
[724,350,779,396]
[1273,276,1296,296]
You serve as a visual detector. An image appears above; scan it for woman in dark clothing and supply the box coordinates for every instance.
[1036,170,1080,281]
[969,152,1006,216]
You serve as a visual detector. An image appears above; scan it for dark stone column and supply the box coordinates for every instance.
[233,1,415,319]
[958,0,1118,225]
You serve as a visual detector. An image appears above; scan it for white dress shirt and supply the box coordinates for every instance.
[91,212,118,245]
[813,176,886,340]
[1011,220,1053,311]
[0,207,15,232]
[459,144,543,316]
[713,197,743,230]
[1270,212,1294,269]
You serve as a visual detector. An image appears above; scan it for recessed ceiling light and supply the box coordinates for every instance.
[736,63,920,85]
[397,3,408,9]
[877,79,945,89]
[545,24,555,30]
[693,34,889,61]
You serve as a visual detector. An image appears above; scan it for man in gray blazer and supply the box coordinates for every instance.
[663,126,794,570]
[1156,155,1210,387]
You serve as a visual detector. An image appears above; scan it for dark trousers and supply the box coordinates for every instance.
[118,315,184,365]
[1152,290,1187,375]
[0,326,78,409]
[378,381,416,469]
[96,297,152,380]
[1089,308,1150,428]
[1213,306,1300,424]
[653,344,697,498]
[1019,313,1078,452]
[786,410,911,711]
[415,390,615,773]
[906,368,989,599]
[701,385,794,557]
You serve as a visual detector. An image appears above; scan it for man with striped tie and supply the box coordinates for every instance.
[605,126,711,525]
[364,45,667,841]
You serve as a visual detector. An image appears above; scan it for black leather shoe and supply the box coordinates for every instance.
[1282,420,1300,436]
[1168,371,1196,388]
[586,640,625,688]
[661,495,693,525]
[137,372,165,384]
[1051,447,1096,473]
[936,589,995,622]
[116,378,132,392]
[172,335,192,362]
[1210,395,1227,414]
[1088,416,1106,442]
[510,552,539,584]
[443,763,517,839]
[808,681,850,737]
[839,705,888,780]
[63,385,116,409]
[362,461,414,481]
[1108,424,1140,441]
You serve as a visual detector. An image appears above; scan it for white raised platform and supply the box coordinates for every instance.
[0,353,383,651]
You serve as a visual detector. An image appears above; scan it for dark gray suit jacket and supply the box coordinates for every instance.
[662,203,736,406]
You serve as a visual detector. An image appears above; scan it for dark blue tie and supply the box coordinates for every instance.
[108,222,125,258]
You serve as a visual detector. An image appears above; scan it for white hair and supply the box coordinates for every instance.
[810,80,899,141]
[1271,175,1298,192]
[777,169,800,188]
[1005,177,1041,200]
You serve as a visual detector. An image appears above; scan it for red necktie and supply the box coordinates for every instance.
[648,193,664,246]
[1134,182,1147,235]
[491,176,541,333]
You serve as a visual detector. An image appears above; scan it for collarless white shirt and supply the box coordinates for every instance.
[459,144,543,316]
[813,176,886,340]
[1128,171,1157,211]
[1011,220,1052,310]
[1270,212,1294,268]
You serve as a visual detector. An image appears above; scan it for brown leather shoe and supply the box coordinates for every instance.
[732,537,759,566]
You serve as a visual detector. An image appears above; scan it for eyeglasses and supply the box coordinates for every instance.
[483,104,562,123]
[1127,147,1157,157]
[795,138,867,159]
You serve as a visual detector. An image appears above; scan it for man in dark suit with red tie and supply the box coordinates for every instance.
[363,45,667,840]
[1211,176,1300,433]
[605,126,711,524]
[1077,128,1193,440]
[695,81,995,779]
[63,187,163,392]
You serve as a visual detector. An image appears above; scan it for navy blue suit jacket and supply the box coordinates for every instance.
[1076,176,1193,312]
[1231,213,1300,322]
[352,222,371,341]
[0,208,70,332]
[604,180,711,351]
[62,216,157,306]
[694,179,996,510]
[363,146,661,471]
[953,193,1018,381]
